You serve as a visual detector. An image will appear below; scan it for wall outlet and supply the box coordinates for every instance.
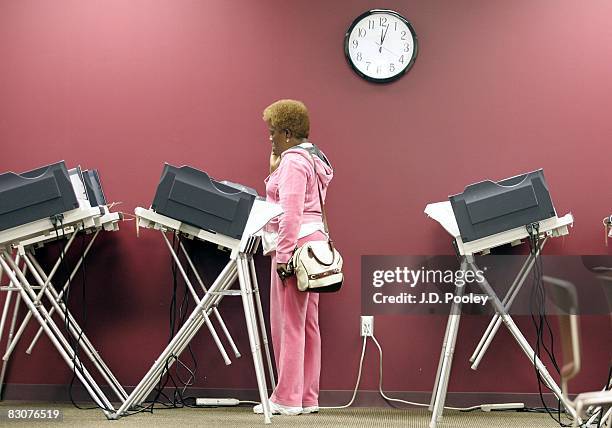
[360,315,374,337]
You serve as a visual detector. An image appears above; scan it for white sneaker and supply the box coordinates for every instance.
[302,405,319,414]
[253,400,303,416]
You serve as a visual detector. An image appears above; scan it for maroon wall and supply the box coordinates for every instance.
[0,0,610,400]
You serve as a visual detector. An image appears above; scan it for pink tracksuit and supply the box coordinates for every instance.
[264,147,333,408]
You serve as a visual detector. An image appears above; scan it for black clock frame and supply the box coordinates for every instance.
[344,9,418,84]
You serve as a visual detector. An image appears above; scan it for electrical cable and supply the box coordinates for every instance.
[145,233,181,412]
[67,225,99,410]
[169,235,198,408]
[45,216,195,419]
[318,333,528,413]
[47,216,157,416]
[175,236,198,398]
[145,233,200,413]
[50,218,112,412]
[370,335,522,412]
[370,335,430,409]
[526,224,569,426]
[524,226,594,428]
[319,336,367,409]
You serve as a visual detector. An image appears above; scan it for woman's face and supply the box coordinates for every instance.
[267,120,287,156]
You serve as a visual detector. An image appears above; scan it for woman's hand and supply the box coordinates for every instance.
[270,152,281,174]
[276,263,293,283]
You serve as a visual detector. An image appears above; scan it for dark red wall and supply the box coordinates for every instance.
[0,0,610,399]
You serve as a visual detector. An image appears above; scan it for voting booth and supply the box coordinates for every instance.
[151,164,258,239]
[112,163,281,424]
[0,161,79,232]
[0,162,123,417]
[425,169,576,427]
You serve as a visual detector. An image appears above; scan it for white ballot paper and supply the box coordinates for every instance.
[424,201,460,238]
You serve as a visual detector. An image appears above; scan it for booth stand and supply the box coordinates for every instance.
[111,199,281,424]
[0,164,123,417]
[424,170,577,427]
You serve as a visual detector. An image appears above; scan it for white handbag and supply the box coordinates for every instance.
[290,240,343,292]
[288,147,343,293]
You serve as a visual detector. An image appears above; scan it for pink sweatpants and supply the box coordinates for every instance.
[269,231,325,408]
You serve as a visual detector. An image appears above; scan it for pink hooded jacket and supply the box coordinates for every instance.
[264,146,334,264]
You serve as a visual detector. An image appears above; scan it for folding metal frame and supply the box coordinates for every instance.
[110,204,280,424]
[581,272,612,426]
[0,205,123,417]
[426,210,578,427]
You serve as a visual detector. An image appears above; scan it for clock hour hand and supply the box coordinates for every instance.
[377,25,390,53]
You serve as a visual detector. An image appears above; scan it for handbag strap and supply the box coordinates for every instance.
[286,143,335,260]
[308,151,330,236]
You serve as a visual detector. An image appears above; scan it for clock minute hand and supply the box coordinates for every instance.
[381,24,389,45]
[378,42,400,57]
[379,29,384,53]
[373,34,399,56]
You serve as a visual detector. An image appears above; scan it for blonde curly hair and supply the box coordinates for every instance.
[262,99,310,139]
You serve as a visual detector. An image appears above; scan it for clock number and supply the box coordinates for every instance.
[352,39,358,49]
[404,43,410,52]
[401,30,407,40]
[389,63,395,73]
[399,55,405,64]
[379,16,387,27]
[368,19,374,29]
[376,65,381,74]
[394,21,398,31]
[358,27,366,37]
[356,52,362,61]
[365,61,371,71]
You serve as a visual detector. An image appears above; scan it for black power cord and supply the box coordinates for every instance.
[67,224,98,410]
[92,233,201,419]
[46,219,200,419]
[526,223,565,426]
[50,217,113,413]
[525,224,593,428]
[143,233,200,413]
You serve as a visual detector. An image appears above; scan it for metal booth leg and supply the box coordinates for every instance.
[470,238,547,369]
[0,254,20,355]
[179,241,241,359]
[128,260,238,409]
[585,396,612,427]
[161,232,231,365]
[0,293,20,398]
[2,231,80,361]
[429,257,468,428]
[21,250,128,402]
[0,253,26,399]
[465,255,578,420]
[112,260,238,418]
[0,251,115,417]
[236,254,271,424]
[26,230,100,353]
[248,254,276,390]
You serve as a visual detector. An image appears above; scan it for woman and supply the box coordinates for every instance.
[254,99,333,416]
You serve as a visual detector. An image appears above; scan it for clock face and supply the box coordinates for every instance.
[344,9,418,83]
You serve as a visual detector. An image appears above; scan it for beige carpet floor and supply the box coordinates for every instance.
[0,401,580,428]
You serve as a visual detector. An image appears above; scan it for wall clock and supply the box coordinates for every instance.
[344,9,418,83]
